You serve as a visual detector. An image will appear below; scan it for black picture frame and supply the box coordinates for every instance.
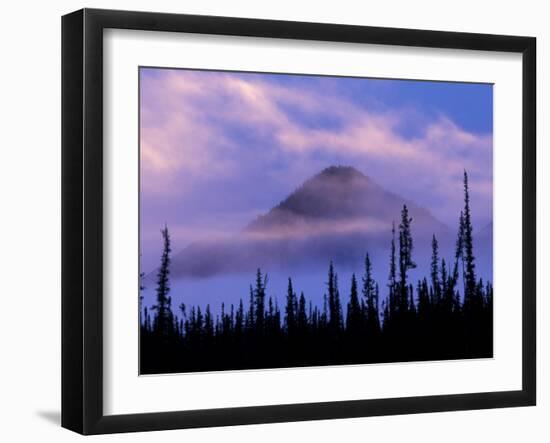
[61,8,536,435]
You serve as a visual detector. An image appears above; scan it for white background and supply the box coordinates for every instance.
[0,0,546,441]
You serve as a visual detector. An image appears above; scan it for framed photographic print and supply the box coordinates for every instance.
[61,8,536,435]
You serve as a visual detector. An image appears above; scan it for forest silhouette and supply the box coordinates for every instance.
[140,171,493,374]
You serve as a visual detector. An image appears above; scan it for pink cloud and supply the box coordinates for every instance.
[139,69,492,225]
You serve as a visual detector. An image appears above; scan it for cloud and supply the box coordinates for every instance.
[139,68,492,227]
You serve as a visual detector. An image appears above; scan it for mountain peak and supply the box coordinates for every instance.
[316,165,366,181]
[245,165,447,236]
[264,165,372,222]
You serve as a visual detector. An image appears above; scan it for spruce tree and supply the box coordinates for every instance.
[285,277,297,335]
[440,258,452,313]
[254,269,267,333]
[417,278,430,319]
[267,297,275,335]
[246,285,255,331]
[326,262,343,334]
[195,307,203,341]
[273,298,282,335]
[139,271,146,327]
[297,292,308,336]
[334,274,343,332]
[152,225,173,337]
[462,171,477,303]
[362,253,380,336]
[454,210,465,287]
[388,222,397,318]
[235,299,244,337]
[363,254,375,303]
[143,306,150,333]
[430,235,441,304]
[398,205,416,313]
[321,293,328,329]
[372,283,381,335]
[346,273,361,335]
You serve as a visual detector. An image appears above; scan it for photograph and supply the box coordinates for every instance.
[138,68,494,375]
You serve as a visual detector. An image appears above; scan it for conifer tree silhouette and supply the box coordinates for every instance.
[363,253,381,338]
[398,205,416,315]
[285,277,297,335]
[253,269,267,333]
[387,222,397,319]
[430,235,441,304]
[462,171,477,307]
[152,225,173,338]
[235,299,244,337]
[297,292,308,336]
[346,273,362,335]
[327,262,337,332]
[327,264,343,334]
[246,285,254,332]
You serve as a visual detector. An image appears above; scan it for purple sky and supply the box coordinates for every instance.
[140,68,493,279]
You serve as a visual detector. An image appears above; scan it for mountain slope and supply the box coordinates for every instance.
[246,166,448,236]
[170,166,452,279]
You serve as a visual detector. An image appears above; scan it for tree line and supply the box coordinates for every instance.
[140,171,493,374]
